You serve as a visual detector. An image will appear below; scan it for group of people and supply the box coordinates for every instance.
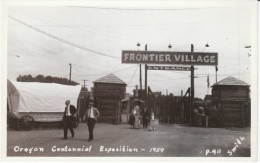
[129,104,156,131]
[63,101,157,141]
[63,100,100,141]
[193,106,207,126]
[193,103,225,127]
[193,102,250,127]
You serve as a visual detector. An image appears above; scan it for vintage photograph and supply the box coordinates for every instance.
[2,0,258,161]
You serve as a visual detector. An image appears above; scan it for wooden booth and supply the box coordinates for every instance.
[77,87,91,122]
[93,74,126,124]
[211,76,250,127]
[121,93,133,123]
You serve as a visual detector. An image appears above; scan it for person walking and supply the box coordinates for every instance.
[142,107,149,128]
[84,101,100,141]
[149,112,156,131]
[63,100,77,139]
[133,104,140,129]
[193,107,199,126]
[128,112,135,129]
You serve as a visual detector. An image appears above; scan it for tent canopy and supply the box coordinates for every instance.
[7,80,81,113]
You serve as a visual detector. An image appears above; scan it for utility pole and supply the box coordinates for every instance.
[190,44,194,124]
[140,65,142,90]
[69,63,72,85]
[181,89,183,123]
[144,44,148,105]
[137,42,142,91]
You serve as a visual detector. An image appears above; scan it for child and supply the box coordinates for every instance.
[149,112,155,131]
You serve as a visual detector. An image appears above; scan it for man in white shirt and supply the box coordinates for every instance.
[84,101,100,141]
[63,100,77,139]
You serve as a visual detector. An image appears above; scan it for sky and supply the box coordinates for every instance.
[6,1,255,98]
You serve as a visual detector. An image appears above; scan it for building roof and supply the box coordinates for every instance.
[212,76,249,87]
[94,74,126,85]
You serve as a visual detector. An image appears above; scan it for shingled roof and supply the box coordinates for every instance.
[94,74,126,85]
[212,76,249,87]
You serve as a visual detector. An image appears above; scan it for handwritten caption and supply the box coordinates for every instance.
[203,136,246,157]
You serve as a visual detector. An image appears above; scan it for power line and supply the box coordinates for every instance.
[198,62,250,71]
[8,15,120,60]
[9,41,126,76]
[127,65,139,85]
[147,72,249,82]
[9,41,122,73]
[8,42,69,67]
[198,73,249,78]
[13,9,249,54]
[73,65,137,77]
[149,71,190,75]
[9,9,169,50]
[62,74,69,78]
[148,77,190,82]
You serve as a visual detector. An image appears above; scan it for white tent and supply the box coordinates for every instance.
[7,80,81,113]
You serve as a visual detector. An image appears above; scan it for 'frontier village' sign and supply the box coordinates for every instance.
[122,50,218,66]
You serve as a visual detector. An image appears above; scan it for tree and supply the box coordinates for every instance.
[16,74,79,85]
[27,74,33,82]
[35,75,44,82]
[16,75,22,82]
[45,76,53,83]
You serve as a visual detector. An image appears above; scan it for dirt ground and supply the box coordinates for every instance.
[7,123,250,157]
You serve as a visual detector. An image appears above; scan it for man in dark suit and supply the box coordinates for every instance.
[63,100,77,139]
[84,101,100,141]
[142,107,149,128]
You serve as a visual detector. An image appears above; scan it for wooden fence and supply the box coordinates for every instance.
[146,93,191,124]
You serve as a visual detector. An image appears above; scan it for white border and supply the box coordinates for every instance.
[0,0,258,162]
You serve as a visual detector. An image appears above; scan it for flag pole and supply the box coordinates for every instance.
[215,66,218,83]
[207,73,210,95]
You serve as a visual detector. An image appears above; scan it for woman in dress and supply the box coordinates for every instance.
[133,104,140,129]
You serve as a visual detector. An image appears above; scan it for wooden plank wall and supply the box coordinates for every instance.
[97,98,120,124]
[212,86,249,102]
[146,95,190,124]
[94,83,126,124]
[222,101,250,127]
[78,96,89,121]
[212,86,250,127]
[94,83,125,98]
